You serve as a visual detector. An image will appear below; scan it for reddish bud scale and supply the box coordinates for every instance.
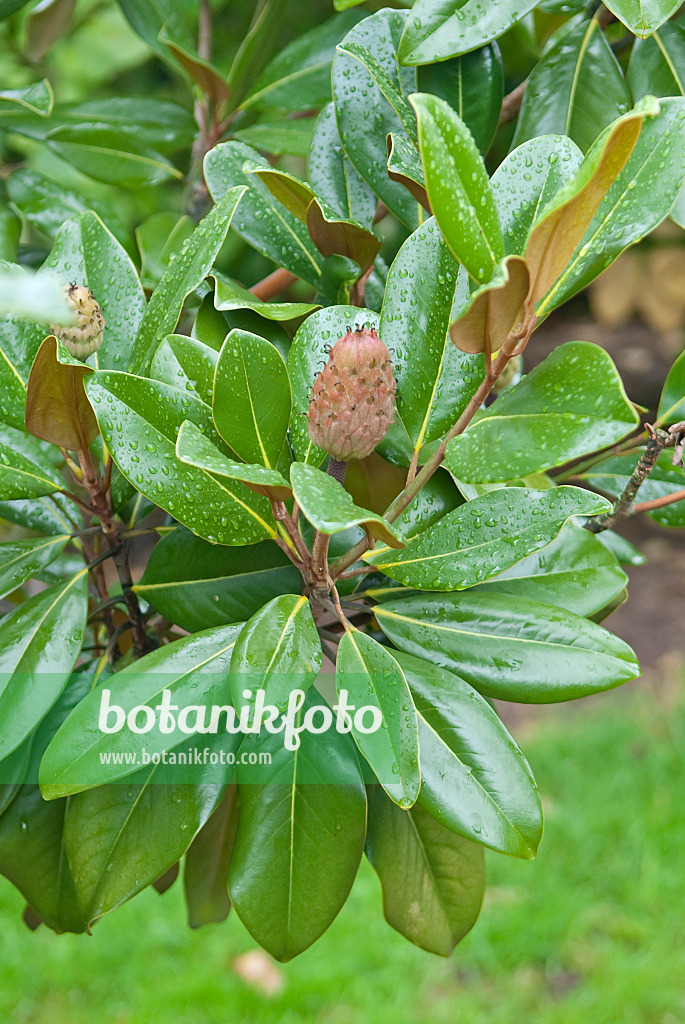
[307,325,396,462]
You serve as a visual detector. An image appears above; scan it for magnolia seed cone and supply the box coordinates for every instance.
[307,325,396,462]
[50,283,105,360]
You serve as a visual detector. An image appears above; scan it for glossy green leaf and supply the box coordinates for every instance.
[136,212,194,290]
[375,591,639,703]
[290,462,404,549]
[86,371,276,545]
[242,10,363,111]
[657,347,685,424]
[336,629,419,807]
[446,342,640,482]
[491,135,583,257]
[628,23,685,100]
[40,624,244,797]
[212,273,319,321]
[579,451,685,528]
[386,132,430,210]
[0,80,53,117]
[0,440,61,501]
[513,19,630,153]
[0,203,20,262]
[6,168,128,247]
[250,165,380,274]
[332,9,420,229]
[184,784,237,929]
[286,304,379,466]
[47,125,183,188]
[603,0,681,37]
[398,0,539,65]
[0,535,68,600]
[411,93,504,284]
[308,102,377,229]
[176,420,291,501]
[40,210,146,371]
[0,490,79,536]
[377,216,483,466]
[129,185,246,375]
[160,34,229,105]
[229,594,321,715]
[232,118,315,158]
[365,788,484,957]
[395,652,542,858]
[204,143,322,289]
[475,522,628,616]
[64,769,222,927]
[416,44,503,154]
[136,526,300,635]
[368,486,611,590]
[195,292,292,363]
[213,328,291,469]
[0,571,88,762]
[229,691,366,962]
[150,334,217,406]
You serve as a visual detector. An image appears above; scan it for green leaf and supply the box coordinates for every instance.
[386,132,430,210]
[579,451,685,528]
[286,304,379,466]
[657,347,685,424]
[308,101,377,228]
[40,624,244,798]
[524,98,660,312]
[233,118,315,158]
[46,125,183,188]
[0,535,68,600]
[40,210,146,371]
[229,691,366,962]
[336,629,419,807]
[332,9,420,229]
[0,491,78,536]
[290,462,404,549]
[410,93,504,284]
[377,217,482,467]
[475,521,628,616]
[375,591,640,703]
[212,273,319,321]
[176,420,291,501]
[86,371,276,545]
[603,0,681,37]
[135,212,194,290]
[0,438,62,500]
[229,594,321,715]
[6,168,128,246]
[513,19,630,153]
[368,486,611,590]
[184,785,237,929]
[213,329,292,469]
[135,527,300,635]
[398,0,539,65]
[491,135,584,257]
[0,80,53,116]
[395,652,542,859]
[150,334,217,406]
[25,335,98,450]
[0,571,88,762]
[249,165,380,274]
[628,23,685,100]
[204,143,322,289]
[242,10,363,112]
[365,788,484,957]
[129,185,246,375]
[416,44,503,155]
[63,769,223,927]
[160,34,229,106]
[446,342,640,482]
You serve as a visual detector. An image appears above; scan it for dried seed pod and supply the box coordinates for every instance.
[307,325,396,461]
[50,283,105,360]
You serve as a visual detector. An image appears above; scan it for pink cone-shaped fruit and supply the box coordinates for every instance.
[307,325,396,462]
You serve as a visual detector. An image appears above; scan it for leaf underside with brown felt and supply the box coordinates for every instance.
[524,98,658,309]
[450,256,530,354]
[25,335,98,450]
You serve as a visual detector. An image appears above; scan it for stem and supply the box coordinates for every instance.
[327,458,347,484]
[632,488,685,515]
[249,268,298,301]
[498,80,526,128]
[310,529,332,595]
[77,448,150,658]
[271,500,311,569]
[586,427,671,533]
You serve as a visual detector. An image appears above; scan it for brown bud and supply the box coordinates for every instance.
[50,283,105,360]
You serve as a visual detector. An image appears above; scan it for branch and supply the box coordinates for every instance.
[250,268,298,301]
[632,488,685,515]
[585,426,671,533]
[498,81,526,129]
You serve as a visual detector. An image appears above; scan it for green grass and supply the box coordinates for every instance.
[2,679,685,1024]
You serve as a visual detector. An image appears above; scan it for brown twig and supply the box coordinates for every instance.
[632,488,685,514]
[586,425,671,533]
[270,500,311,569]
[498,81,526,129]
[249,268,298,301]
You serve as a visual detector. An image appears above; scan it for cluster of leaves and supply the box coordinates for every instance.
[0,0,684,962]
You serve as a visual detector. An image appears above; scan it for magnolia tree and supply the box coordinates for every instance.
[0,0,684,960]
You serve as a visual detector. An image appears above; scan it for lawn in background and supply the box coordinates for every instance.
[1,677,684,1024]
